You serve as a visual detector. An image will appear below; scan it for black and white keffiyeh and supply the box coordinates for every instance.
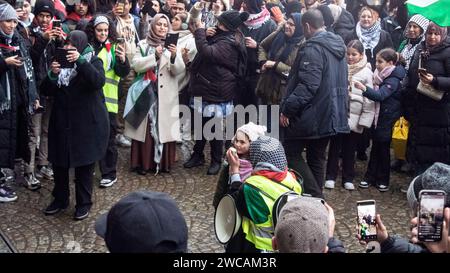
[250,136,287,172]
[356,20,381,55]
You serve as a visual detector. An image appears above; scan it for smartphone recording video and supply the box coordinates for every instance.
[418,190,446,242]
[357,200,377,241]
[53,20,61,29]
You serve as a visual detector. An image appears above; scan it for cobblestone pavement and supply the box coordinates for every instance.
[0,145,413,253]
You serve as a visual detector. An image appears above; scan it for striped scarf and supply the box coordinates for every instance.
[243,8,271,30]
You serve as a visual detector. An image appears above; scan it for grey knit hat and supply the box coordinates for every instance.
[249,136,287,172]
[0,3,18,22]
[407,162,450,211]
[275,197,329,253]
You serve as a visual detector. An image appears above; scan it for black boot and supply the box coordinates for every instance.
[183,153,205,168]
[207,161,221,175]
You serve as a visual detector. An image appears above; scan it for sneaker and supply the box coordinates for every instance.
[24,173,41,191]
[207,162,221,175]
[343,182,355,191]
[44,200,69,215]
[116,134,131,147]
[324,180,335,189]
[74,207,90,220]
[376,184,389,192]
[100,177,117,188]
[0,168,14,183]
[36,165,54,180]
[359,181,370,189]
[0,184,17,202]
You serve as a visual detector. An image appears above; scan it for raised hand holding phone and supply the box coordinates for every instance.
[115,43,126,63]
[356,200,377,241]
[417,190,446,242]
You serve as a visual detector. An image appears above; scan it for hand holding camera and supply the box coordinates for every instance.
[115,43,126,63]
[50,61,61,74]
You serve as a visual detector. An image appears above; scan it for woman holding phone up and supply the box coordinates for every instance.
[402,22,450,176]
[86,14,130,188]
[124,13,183,174]
[41,30,109,220]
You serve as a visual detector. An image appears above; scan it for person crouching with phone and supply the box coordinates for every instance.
[41,30,109,220]
[85,14,130,188]
[357,162,450,253]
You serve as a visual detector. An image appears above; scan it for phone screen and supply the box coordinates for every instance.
[418,191,446,242]
[53,20,61,29]
[357,200,377,241]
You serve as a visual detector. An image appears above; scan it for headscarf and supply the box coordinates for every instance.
[250,136,289,182]
[401,14,429,70]
[268,13,303,63]
[425,22,448,50]
[57,30,94,87]
[147,13,171,48]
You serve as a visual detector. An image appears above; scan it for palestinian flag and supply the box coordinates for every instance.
[406,0,450,26]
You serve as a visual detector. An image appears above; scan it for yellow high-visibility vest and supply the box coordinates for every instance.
[98,45,120,113]
[241,172,302,251]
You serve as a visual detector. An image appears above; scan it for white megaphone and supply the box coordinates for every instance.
[214,195,241,244]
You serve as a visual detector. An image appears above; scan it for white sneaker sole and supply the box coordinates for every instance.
[100,178,117,188]
[0,195,18,202]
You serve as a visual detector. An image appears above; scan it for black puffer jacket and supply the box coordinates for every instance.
[281,31,350,139]
[363,65,406,142]
[332,8,355,45]
[189,28,247,103]
[402,38,450,167]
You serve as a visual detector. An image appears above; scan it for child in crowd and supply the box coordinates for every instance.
[355,48,406,192]
[212,122,266,208]
[325,40,374,191]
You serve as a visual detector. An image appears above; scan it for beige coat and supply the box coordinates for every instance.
[348,64,376,133]
[124,40,184,143]
[174,30,197,91]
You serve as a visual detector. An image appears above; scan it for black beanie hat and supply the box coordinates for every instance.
[217,10,249,31]
[34,0,55,18]
[286,1,302,17]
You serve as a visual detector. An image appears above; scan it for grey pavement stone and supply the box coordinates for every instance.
[0,145,415,253]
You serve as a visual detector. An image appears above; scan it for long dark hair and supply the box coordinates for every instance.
[85,14,118,44]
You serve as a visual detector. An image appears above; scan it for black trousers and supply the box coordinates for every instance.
[284,137,330,198]
[193,116,223,164]
[100,112,118,179]
[234,75,259,108]
[326,132,360,184]
[364,140,391,186]
[52,163,95,211]
[357,128,371,156]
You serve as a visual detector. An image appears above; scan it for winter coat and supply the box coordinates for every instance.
[380,236,427,253]
[281,31,350,139]
[332,8,355,45]
[188,28,246,103]
[125,39,183,143]
[402,38,450,167]
[348,64,375,133]
[240,19,277,77]
[41,55,109,168]
[363,65,406,142]
[256,26,305,105]
[381,16,404,51]
[0,31,38,168]
[352,29,394,70]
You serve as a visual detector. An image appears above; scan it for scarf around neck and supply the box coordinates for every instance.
[57,46,94,87]
[372,65,396,127]
[348,54,369,83]
[244,8,271,30]
[356,20,381,53]
[268,13,303,63]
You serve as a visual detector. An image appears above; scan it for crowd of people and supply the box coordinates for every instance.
[0,0,449,253]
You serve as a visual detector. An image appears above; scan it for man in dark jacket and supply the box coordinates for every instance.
[280,9,349,198]
[184,10,248,175]
[237,0,277,108]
